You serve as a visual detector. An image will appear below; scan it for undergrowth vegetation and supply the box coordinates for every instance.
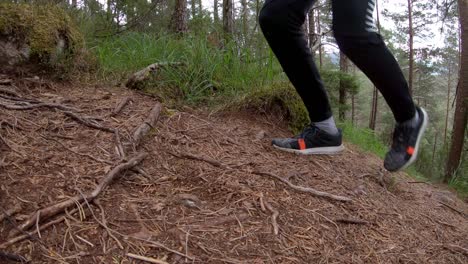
[89,32,466,198]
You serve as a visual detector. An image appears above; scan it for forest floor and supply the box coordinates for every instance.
[0,70,467,264]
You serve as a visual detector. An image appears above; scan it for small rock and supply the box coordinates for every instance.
[353,185,367,196]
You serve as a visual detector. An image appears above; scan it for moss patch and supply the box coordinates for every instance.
[225,82,310,133]
[0,3,83,63]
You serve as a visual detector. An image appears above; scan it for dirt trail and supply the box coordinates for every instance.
[0,73,467,263]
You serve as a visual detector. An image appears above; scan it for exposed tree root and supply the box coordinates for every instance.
[0,251,27,263]
[13,153,147,236]
[263,200,279,235]
[111,96,132,117]
[133,103,162,148]
[63,111,115,133]
[171,152,352,202]
[0,204,21,223]
[1,216,66,249]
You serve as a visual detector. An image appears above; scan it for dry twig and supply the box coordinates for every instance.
[14,153,147,234]
[442,244,468,256]
[172,152,352,202]
[263,200,279,235]
[335,218,371,225]
[126,253,169,264]
[1,216,65,248]
[439,202,467,218]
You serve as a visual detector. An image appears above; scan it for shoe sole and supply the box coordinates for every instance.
[396,107,429,171]
[273,144,345,155]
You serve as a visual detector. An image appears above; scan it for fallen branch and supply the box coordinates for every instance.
[14,153,147,234]
[263,200,279,235]
[133,103,162,147]
[111,96,132,117]
[126,62,184,89]
[172,152,352,202]
[127,253,169,264]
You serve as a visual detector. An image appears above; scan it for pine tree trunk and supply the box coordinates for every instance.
[309,9,315,57]
[407,0,414,95]
[339,52,349,121]
[223,0,233,40]
[214,0,219,24]
[241,0,248,38]
[171,0,188,33]
[444,65,452,146]
[445,0,468,182]
[192,0,197,18]
[317,10,323,68]
[369,0,381,130]
[352,93,355,125]
[432,132,438,165]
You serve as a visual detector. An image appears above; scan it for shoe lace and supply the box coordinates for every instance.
[295,124,319,139]
[392,123,410,150]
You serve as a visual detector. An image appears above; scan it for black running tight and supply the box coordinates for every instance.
[259,0,415,123]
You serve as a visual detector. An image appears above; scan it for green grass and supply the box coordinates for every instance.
[340,122,387,158]
[89,32,284,103]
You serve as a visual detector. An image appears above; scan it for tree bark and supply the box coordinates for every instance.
[191,0,196,18]
[369,0,381,130]
[407,0,414,95]
[444,65,452,146]
[317,9,323,68]
[339,52,349,121]
[308,9,315,59]
[223,0,234,40]
[241,0,248,38]
[214,0,219,23]
[445,0,468,182]
[171,0,188,33]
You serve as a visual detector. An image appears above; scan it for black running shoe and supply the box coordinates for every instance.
[272,125,344,155]
[384,107,428,172]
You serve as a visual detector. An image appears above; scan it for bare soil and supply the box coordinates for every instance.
[0,72,467,264]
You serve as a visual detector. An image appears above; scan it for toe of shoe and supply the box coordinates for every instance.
[271,138,292,148]
[384,152,406,172]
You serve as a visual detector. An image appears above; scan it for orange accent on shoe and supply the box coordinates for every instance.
[298,138,306,150]
[407,146,415,155]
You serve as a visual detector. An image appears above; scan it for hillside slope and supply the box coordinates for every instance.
[0,73,467,263]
